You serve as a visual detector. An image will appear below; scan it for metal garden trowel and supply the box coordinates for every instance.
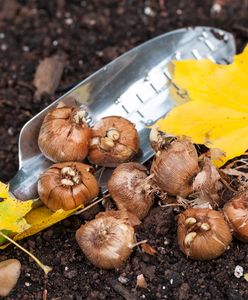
[9,26,236,200]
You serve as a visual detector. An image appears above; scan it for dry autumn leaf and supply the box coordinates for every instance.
[33,53,66,99]
[141,243,157,256]
[155,46,248,166]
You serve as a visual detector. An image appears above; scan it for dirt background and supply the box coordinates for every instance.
[0,0,248,299]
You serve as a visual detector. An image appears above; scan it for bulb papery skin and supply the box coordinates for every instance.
[108,162,154,220]
[151,138,200,197]
[88,116,139,167]
[38,162,99,211]
[76,214,135,269]
[223,191,248,242]
[96,210,141,227]
[38,102,91,162]
[178,208,232,260]
[192,157,222,207]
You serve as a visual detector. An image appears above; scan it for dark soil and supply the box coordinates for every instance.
[0,0,248,299]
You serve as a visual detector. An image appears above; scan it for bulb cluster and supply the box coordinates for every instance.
[36,103,247,267]
[37,103,140,211]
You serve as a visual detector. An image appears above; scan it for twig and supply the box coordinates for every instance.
[110,280,138,300]
[17,80,36,92]
[233,24,248,36]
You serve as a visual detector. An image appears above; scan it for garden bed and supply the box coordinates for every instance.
[0,1,247,299]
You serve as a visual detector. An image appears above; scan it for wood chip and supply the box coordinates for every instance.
[33,54,66,99]
[110,280,138,300]
[141,243,157,256]
[136,274,148,289]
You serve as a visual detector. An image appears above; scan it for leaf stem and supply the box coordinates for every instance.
[74,194,110,215]
[0,231,52,275]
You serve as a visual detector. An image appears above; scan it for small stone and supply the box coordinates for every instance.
[165,270,182,287]
[96,51,103,57]
[164,238,170,245]
[118,275,129,284]
[7,127,14,136]
[211,3,222,16]
[234,265,244,278]
[22,45,29,52]
[65,18,73,25]
[0,259,21,297]
[144,7,156,17]
[25,282,31,287]
[1,44,7,51]
[158,247,166,255]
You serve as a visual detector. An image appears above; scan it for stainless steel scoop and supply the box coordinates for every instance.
[9,26,236,200]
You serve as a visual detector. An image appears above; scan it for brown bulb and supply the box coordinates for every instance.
[38,162,99,211]
[76,211,136,269]
[96,210,141,227]
[88,116,139,167]
[178,208,232,260]
[108,162,154,220]
[151,137,200,197]
[38,102,91,162]
[223,190,248,242]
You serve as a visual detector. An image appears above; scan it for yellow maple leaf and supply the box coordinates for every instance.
[155,46,248,166]
[0,182,34,244]
[0,204,81,249]
[13,204,82,242]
